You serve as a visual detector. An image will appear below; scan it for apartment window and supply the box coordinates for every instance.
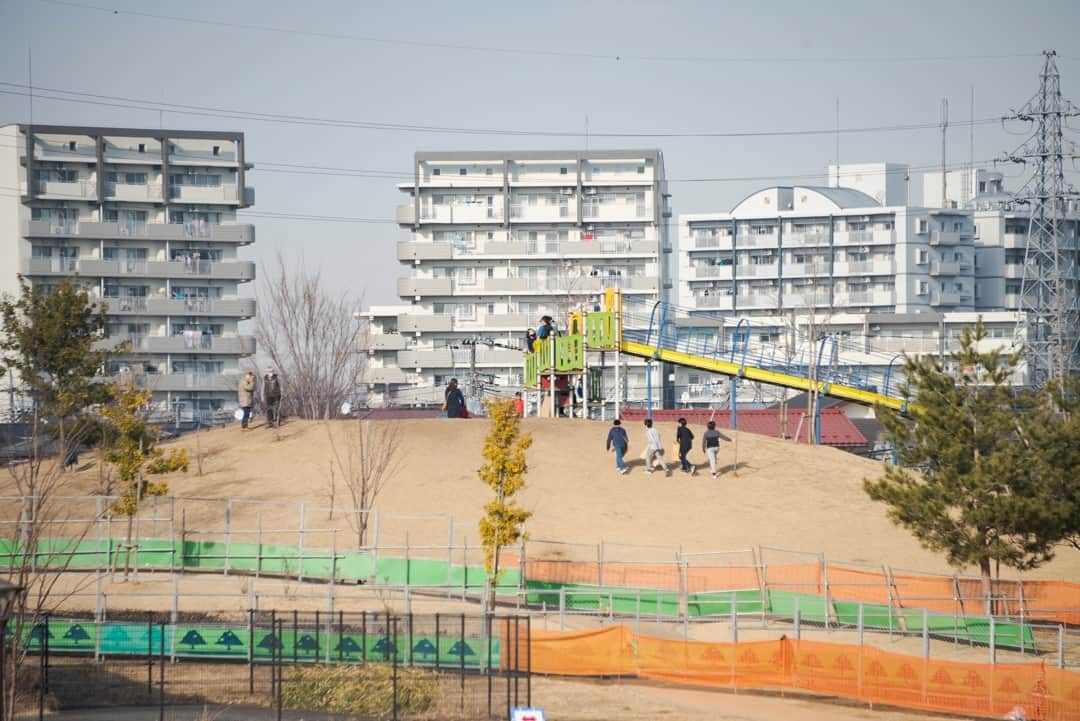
[916,250,928,264]
[68,141,76,151]
[637,166,645,174]
[108,172,148,185]
[979,181,986,193]
[485,167,493,175]
[560,167,568,175]
[433,168,441,176]
[486,232,494,240]
[486,267,494,278]
[212,145,220,156]
[487,304,495,314]
[459,168,467,176]
[137,143,146,153]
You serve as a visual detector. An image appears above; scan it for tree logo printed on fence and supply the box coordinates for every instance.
[373,637,397,657]
[998,677,1020,694]
[963,670,986,689]
[448,640,474,657]
[63,624,91,645]
[898,663,919,685]
[180,630,206,651]
[215,630,244,652]
[258,633,282,652]
[801,653,822,668]
[832,655,855,674]
[296,635,319,655]
[931,668,954,685]
[738,649,759,665]
[413,638,437,660]
[866,660,888,679]
[335,637,362,657]
[702,646,725,662]
[29,623,53,645]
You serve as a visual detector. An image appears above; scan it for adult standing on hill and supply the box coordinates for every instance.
[701,420,732,478]
[238,369,256,430]
[676,417,696,475]
[643,419,671,477]
[444,378,466,419]
[262,367,282,428]
[605,419,629,475]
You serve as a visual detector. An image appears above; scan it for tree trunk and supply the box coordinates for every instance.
[979,555,993,615]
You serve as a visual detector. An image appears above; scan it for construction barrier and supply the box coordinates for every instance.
[528,625,1080,721]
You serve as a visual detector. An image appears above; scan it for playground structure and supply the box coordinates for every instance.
[523,288,912,433]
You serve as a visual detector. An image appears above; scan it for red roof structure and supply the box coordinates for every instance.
[619,407,867,447]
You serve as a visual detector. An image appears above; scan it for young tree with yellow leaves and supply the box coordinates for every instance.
[101,381,189,576]
[477,397,532,612]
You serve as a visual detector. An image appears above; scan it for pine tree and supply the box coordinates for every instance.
[864,320,1064,604]
[477,397,532,611]
[0,276,109,467]
[1024,376,1080,551]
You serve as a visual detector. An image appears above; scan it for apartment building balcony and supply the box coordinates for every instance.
[104,182,164,202]
[510,205,572,222]
[146,374,240,392]
[1004,293,1022,308]
[693,295,734,311]
[100,334,256,355]
[398,278,453,297]
[785,231,830,247]
[931,259,962,275]
[397,242,454,262]
[482,241,529,256]
[581,204,650,222]
[33,144,97,163]
[932,290,963,305]
[168,149,239,167]
[1004,264,1026,279]
[690,264,733,281]
[783,262,830,277]
[558,240,656,257]
[735,294,779,310]
[367,334,408,351]
[418,205,503,223]
[834,229,895,246]
[31,179,97,200]
[735,233,779,249]
[398,315,454,333]
[688,234,734,251]
[103,147,161,165]
[168,185,241,204]
[840,290,895,306]
[835,259,895,275]
[473,348,526,365]
[1002,232,1028,249]
[365,367,409,385]
[398,349,453,368]
[782,292,832,308]
[482,313,530,330]
[622,276,657,292]
[68,259,256,281]
[396,204,416,225]
[22,219,255,243]
[930,231,961,246]
[96,297,254,318]
[736,264,779,279]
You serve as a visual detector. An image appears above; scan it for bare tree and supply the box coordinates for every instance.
[2,412,101,719]
[325,419,402,548]
[256,252,367,420]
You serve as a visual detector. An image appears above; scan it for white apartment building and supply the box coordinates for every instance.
[0,124,257,424]
[678,165,977,318]
[364,150,671,407]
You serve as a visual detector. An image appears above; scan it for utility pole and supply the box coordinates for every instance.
[940,98,949,207]
[1000,50,1080,386]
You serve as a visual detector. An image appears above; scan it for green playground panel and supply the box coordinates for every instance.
[554,336,584,371]
[525,353,538,389]
[833,601,904,630]
[525,581,681,616]
[688,590,765,617]
[766,591,831,623]
[585,312,616,349]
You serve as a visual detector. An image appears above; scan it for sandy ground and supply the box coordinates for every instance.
[15,416,1079,580]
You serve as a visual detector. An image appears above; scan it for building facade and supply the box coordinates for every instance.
[0,124,257,423]
[365,150,671,407]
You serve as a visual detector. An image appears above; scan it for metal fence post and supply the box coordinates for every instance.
[224,497,232,576]
[298,502,306,582]
[857,603,864,647]
[922,609,929,659]
[989,616,996,665]
[558,587,566,630]
[158,622,165,721]
[248,609,254,695]
[1059,625,1065,669]
[392,616,399,721]
[794,597,801,640]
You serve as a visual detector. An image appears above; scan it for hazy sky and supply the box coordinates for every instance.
[2,0,1078,306]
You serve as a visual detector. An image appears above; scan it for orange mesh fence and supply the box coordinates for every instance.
[762,562,823,595]
[1025,581,1080,626]
[524,557,1079,625]
[530,626,1080,721]
[825,564,892,605]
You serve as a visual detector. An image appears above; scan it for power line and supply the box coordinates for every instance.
[36,0,1048,67]
[0,83,1003,139]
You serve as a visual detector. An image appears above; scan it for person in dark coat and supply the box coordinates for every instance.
[444,378,466,419]
[605,419,629,474]
[262,367,283,428]
[676,417,695,474]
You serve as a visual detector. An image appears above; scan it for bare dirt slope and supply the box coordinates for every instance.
[38,416,1080,580]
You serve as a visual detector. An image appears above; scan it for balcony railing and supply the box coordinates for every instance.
[33,179,97,199]
[931,260,962,275]
[168,185,240,203]
[692,265,733,280]
[736,263,780,278]
[693,295,734,310]
[101,334,256,355]
[735,233,779,248]
[22,219,255,243]
[785,231,830,246]
[931,231,961,246]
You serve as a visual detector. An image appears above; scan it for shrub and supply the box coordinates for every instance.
[281,664,437,715]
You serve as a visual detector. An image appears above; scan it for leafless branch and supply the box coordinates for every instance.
[325,420,403,548]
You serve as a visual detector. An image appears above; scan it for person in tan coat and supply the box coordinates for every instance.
[238,370,256,430]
